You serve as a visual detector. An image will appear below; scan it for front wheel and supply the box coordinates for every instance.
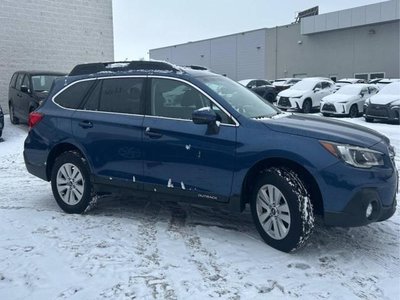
[365,116,374,123]
[349,104,359,118]
[51,151,93,214]
[301,99,312,113]
[251,167,314,252]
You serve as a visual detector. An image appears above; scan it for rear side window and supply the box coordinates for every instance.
[98,78,144,114]
[16,74,24,90]
[10,73,18,88]
[54,80,94,109]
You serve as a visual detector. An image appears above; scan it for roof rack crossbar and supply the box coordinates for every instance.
[69,61,179,76]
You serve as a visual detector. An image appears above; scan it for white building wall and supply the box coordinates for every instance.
[0,0,114,111]
[150,29,267,81]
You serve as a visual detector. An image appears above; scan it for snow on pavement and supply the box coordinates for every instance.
[0,115,399,299]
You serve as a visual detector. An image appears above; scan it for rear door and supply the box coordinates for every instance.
[20,74,33,121]
[13,73,25,119]
[70,76,145,188]
[141,77,237,202]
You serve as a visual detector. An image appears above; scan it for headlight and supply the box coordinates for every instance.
[338,101,348,104]
[320,141,384,168]
[290,96,302,99]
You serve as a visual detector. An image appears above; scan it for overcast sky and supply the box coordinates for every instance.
[112,0,385,61]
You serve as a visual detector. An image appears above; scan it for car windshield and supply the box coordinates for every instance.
[379,82,400,95]
[32,75,61,92]
[197,75,280,119]
[336,85,362,95]
[291,80,319,90]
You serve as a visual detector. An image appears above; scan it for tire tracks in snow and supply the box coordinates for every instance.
[130,201,177,299]
[166,202,240,299]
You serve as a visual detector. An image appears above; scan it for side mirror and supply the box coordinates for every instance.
[192,107,217,125]
[360,92,364,97]
[21,85,31,94]
[192,107,219,134]
[313,87,321,93]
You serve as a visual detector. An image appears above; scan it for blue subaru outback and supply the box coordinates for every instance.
[24,61,398,252]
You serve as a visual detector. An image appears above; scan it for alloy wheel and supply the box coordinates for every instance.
[256,184,291,240]
[56,163,85,205]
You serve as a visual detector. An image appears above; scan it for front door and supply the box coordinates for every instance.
[142,77,237,202]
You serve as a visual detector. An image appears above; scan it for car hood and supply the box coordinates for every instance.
[369,94,399,105]
[278,89,305,98]
[262,114,387,147]
[322,94,357,103]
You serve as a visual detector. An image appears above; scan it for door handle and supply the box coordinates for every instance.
[17,93,22,97]
[78,120,93,129]
[144,127,162,139]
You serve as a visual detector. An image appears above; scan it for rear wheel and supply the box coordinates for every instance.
[51,151,93,214]
[250,167,314,252]
[9,103,19,124]
[302,99,312,113]
[349,104,359,118]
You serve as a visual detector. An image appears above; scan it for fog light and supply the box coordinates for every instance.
[366,203,373,218]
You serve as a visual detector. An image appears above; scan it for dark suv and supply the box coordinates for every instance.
[24,61,397,252]
[9,71,65,124]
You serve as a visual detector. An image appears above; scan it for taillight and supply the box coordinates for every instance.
[28,112,44,129]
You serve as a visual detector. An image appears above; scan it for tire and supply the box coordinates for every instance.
[301,99,312,113]
[51,151,93,214]
[9,103,19,124]
[265,93,275,103]
[365,116,374,123]
[250,167,314,252]
[349,104,358,118]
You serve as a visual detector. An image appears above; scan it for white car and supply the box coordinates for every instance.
[335,78,366,90]
[364,82,400,123]
[276,78,335,113]
[375,78,400,89]
[320,84,379,118]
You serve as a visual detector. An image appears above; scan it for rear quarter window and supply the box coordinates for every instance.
[54,80,95,109]
[10,73,18,88]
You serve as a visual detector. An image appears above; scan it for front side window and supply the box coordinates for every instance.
[54,80,95,109]
[321,82,331,89]
[32,75,60,92]
[150,78,232,123]
[98,78,143,114]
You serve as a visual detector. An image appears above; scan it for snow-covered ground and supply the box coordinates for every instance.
[0,115,399,299]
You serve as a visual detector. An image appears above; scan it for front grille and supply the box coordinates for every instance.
[279,97,291,107]
[322,103,336,112]
[368,105,389,117]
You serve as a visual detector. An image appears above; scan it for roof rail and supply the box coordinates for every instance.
[69,61,179,76]
[184,65,208,71]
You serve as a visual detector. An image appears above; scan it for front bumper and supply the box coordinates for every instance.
[365,104,400,122]
[319,159,398,227]
[320,102,349,115]
[276,97,301,110]
[324,188,397,226]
